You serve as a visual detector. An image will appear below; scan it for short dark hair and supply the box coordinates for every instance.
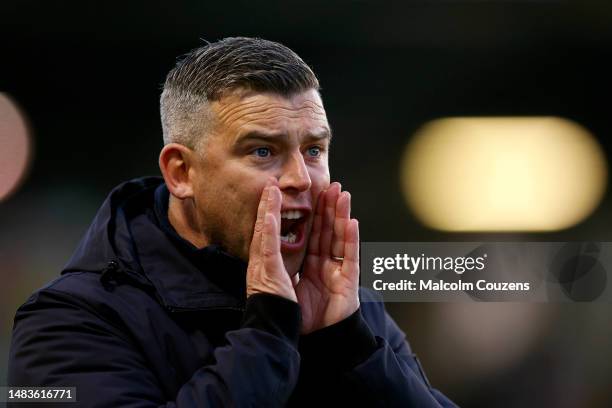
[160,37,320,148]
[165,37,319,100]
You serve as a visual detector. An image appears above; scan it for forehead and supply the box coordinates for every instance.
[210,89,330,141]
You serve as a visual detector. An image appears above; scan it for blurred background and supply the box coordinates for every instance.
[2,1,612,406]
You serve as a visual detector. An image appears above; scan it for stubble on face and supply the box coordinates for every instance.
[187,88,331,274]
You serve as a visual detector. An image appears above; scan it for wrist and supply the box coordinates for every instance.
[247,283,297,303]
[299,308,377,371]
[241,293,302,345]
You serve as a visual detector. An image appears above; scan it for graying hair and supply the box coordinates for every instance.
[160,37,320,149]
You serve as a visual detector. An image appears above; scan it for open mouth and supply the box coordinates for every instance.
[280,210,307,246]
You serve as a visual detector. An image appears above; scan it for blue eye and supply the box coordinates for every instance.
[254,147,271,158]
[307,146,321,157]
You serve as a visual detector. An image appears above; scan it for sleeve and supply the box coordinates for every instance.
[295,295,458,408]
[7,290,301,408]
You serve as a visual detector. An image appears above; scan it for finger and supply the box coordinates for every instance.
[249,185,270,257]
[320,182,341,257]
[267,185,282,233]
[262,185,283,272]
[256,185,271,231]
[342,218,360,281]
[262,212,283,271]
[331,191,350,258]
[307,188,325,255]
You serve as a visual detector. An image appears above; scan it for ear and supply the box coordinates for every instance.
[159,143,195,199]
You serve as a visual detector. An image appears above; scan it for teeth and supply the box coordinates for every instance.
[280,232,297,244]
[281,210,304,220]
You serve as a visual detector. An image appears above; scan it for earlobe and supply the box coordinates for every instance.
[159,143,194,199]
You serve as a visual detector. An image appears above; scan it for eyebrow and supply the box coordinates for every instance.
[235,128,332,145]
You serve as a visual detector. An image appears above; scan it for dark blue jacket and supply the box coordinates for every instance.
[8,177,457,407]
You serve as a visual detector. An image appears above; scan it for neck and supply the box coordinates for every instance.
[168,195,210,249]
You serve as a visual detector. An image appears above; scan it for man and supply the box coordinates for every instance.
[8,37,457,407]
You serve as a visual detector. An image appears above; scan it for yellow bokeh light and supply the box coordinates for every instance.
[401,117,607,232]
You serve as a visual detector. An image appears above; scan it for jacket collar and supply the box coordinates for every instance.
[63,177,247,312]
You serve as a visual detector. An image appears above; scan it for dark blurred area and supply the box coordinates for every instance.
[2,1,612,406]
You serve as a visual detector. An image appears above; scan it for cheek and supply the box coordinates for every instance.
[248,183,265,211]
[243,180,270,224]
[309,166,330,195]
[206,163,268,213]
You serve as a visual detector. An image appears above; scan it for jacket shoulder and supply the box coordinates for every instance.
[24,270,129,303]
[14,271,159,335]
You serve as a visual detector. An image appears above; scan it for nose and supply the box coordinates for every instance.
[278,151,312,194]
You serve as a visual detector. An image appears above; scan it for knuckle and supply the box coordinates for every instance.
[262,246,276,257]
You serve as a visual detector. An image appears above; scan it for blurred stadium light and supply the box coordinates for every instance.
[0,93,32,202]
[401,117,607,232]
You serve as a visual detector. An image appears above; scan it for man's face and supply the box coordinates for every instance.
[190,88,331,275]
